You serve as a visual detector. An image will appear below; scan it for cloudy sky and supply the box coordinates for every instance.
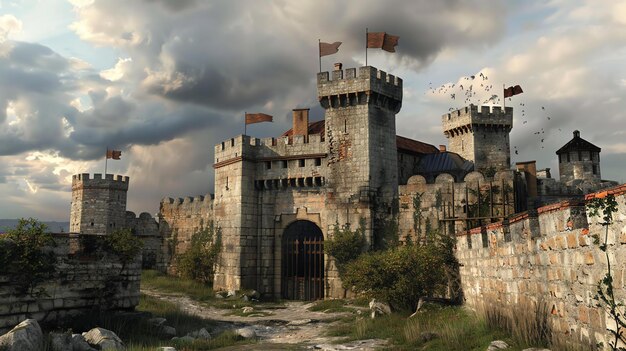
[0,0,625,220]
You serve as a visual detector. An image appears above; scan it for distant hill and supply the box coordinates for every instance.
[0,219,70,234]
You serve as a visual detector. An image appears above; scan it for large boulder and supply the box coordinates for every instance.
[82,327,125,350]
[0,319,44,351]
[187,328,211,340]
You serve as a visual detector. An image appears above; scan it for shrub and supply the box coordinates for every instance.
[342,233,456,311]
[324,219,367,274]
[177,222,222,284]
[0,218,56,298]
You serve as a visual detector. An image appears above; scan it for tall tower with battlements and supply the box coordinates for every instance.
[70,173,129,235]
[317,64,402,241]
[442,105,513,173]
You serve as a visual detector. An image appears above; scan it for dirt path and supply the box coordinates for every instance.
[142,288,387,349]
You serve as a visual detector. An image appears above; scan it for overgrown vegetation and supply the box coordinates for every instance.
[141,270,215,302]
[324,219,367,274]
[176,222,222,284]
[587,192,625,350]
[104,228,144,273]
[0,218,56,302]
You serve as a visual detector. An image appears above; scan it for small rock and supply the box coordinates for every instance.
[82,327,125,350]
[187,328,211,340]
[227,290,236,297]
[242,306,254,314]
[160,326,177,338]
[522,349,551,351]
[247,290,261,300]
[235,327,256,339]
[0,319,44,351]
[215,293,224,299]
[487,340,510,351]
[287,319,312,326]
[71,334,96,351]
[49,332,73,351]
[242,295,249,302]
[157,347,177,351]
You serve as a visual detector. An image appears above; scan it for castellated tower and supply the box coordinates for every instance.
[442,104,513,173]
[557,130,602,184]
[317,64,402,241]
[70,173,129,235]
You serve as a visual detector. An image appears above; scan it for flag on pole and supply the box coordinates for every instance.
[319,41,342,57]
[503,85,523,98]
[106,149,122,160]
[367,32,399,52]
[245,113,273,125]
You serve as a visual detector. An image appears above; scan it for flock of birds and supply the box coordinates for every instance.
[426,72,565,163]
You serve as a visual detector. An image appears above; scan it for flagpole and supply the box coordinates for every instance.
[365,28,368,66]
[502,84,506,109]
[244,112,247,136]
[318,39,322,73]
[104,148,108,175]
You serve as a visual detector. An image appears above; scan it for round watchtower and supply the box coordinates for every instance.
[442,104,513,173]
[556,130,601,184]
[70,173,130,235]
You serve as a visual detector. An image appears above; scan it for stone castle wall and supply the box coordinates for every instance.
[125,211,167,271]
[0,233,140,332]
[398,170,517,242]
[455,184,626,347]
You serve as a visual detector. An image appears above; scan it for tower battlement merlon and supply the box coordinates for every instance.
[317,66,402,113]
[214,134,258,165]
[442,104,513,135]
[71,173,130,190]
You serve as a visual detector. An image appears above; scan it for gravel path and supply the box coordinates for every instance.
[142,289,388,350]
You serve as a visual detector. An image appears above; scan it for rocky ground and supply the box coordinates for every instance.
[142,289,388,350]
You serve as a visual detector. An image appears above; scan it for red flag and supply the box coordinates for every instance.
[245,113,273,125]
[367,32,399,53]
[106,149,122,160]
[319,41,342,57]
[504,85,523,98]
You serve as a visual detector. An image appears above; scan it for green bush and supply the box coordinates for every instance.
[0,218,56,297]
[177,222,222,284]
[342,233,457,311]
[324,220,367,274]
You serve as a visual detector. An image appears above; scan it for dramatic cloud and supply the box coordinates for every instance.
[1,1,625,220]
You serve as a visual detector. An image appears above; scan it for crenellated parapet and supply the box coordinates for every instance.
[442,104,513,137]
[72,173,129,191]
[317,66,402,113]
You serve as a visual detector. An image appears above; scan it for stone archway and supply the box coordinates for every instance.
[281,220,324,300]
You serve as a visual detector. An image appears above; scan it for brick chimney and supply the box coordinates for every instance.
[334,62,343,71]
[292,108,310,138]
[439,145,447,152]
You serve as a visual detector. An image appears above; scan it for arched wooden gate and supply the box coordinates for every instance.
[281,220,324,300]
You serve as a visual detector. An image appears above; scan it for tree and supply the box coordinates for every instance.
[0,218,56,303]
[104,228,144,273]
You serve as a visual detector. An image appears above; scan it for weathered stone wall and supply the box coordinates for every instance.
[398,170,517,242]
[0,233,140,332]
[456,184,626,347]
[126,211,167,271]
[559,150,601,184]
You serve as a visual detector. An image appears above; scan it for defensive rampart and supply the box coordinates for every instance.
[0,233,140,332]
[456,183,626,347]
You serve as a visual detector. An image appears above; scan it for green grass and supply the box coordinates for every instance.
[141,270,215,302]
[49,294,254,351]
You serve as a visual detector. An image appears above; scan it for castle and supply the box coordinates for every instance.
[69,64,617,300]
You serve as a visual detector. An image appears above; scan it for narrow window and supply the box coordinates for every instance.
[221,142,225,150]
[592,164,598,175]
[231,138,235,146]
[298,159,305,167]
[282,160,288,168]
[265,161,272,170]
[344,119,347,133]
[315,158,322,166]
